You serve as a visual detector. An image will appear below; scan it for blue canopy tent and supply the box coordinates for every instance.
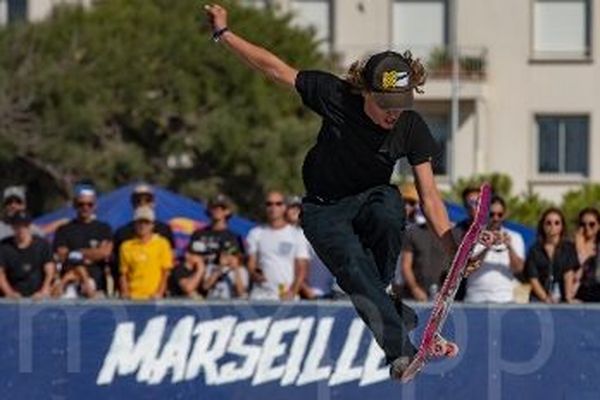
[34,184,256,254]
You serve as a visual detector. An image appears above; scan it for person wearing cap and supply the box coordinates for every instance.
[119,206,174,300]
[53,185,113,298]
[187,193,244,267]
[204,4,492,378]
[0,186,44,241]
[113,184,175,255]
[400,182,420,227]
[201,239,248,300]
[0,212,55,299]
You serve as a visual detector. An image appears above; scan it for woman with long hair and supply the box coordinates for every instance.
[525,208,579,303]
[573,207,600,301]
[203,3,491,379]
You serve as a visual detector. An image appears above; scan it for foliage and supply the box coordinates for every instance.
[0,0,327,217]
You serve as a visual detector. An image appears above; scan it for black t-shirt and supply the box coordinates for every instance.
[0,237,53,296]
[187,227,245,265]
[525,240,579,299]
[295,70,441,200]
[53,219,113,289]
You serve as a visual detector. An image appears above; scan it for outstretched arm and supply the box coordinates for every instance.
[204,4,298,87]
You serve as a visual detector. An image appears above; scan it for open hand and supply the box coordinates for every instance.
[204,3,228,32]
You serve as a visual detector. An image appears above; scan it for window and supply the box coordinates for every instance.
[536,115,589,175]
[392,0,447,58]
[7,0,28,23]
[533,0,591,59]
[290,0,331,52]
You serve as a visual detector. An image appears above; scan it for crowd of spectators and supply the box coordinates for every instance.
[0,182,598,304]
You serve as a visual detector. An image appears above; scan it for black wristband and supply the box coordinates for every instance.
[212,27,229,42]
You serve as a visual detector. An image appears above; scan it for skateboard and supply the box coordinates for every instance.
[401,182,492,383]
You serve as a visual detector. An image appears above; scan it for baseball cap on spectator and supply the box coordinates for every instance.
[7,211,31,226]
[362,51,414,110]
[286,195,302,208]
[220,239,242,255]
[131,184,155,206]
[133,206,155,222]
[3,186,26,204]
[74,184,97,199]
[208,193,232,209]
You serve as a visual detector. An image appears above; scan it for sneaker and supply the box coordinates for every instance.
[389,355,413,380]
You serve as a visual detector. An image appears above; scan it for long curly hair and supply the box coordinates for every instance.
[345,50,427,94]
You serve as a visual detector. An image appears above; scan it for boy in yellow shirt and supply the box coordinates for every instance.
[119,206,173,300]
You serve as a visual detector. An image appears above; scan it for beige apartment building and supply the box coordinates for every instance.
[245,0,599,202]
[4,0,598,201]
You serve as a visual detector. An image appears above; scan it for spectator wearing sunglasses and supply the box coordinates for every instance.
[247,191,309,300]
[464,195,525,303]
[113,184,175,255]
[119,206,173,300]
[0,186,44,241]
[525,208,579,303]
[573,207,600,302]
[53,185,113,297]
[187,193,244,268]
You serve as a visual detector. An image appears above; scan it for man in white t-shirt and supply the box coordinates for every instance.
[247,191,309,300]
[465,195,525,303]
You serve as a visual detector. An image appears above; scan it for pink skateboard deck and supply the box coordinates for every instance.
[401,182,492,383]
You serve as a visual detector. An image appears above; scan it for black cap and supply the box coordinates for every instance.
[7,211,32,226]
[208,193,232,209]
[362,51,414,109]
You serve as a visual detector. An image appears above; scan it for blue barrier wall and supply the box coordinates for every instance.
[1,301,599,400]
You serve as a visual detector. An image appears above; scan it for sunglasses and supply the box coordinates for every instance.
[490,211,504,218]
[4,198,23,206]
[580,221,598,229]
[76,202,95,209]
[405,199,418,207]
[544,219,562,226]
[265,201,284,207]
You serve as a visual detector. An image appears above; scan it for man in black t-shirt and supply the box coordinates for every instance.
[0,212,55,299]
[187,193,244,266]
[53,186,113,297]
[204,4,491,379]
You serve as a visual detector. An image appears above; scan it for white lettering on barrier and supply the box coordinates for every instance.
[97,315,385,387]
[296,317,334,386]
[147,316,195,385]
[329,319,365,386]
[281,317,314,386]
[96,316,167,385]
[218,317,271,384]
[252,317,302,385]
[359,339,389,386]
[185,316,237,384]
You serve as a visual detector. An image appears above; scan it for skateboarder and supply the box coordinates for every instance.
[204,3,490,379]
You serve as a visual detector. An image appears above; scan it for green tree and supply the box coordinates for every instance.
[0,0,327,217]
[561,184,600,231]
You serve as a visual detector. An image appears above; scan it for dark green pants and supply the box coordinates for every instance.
[301,185,417,363]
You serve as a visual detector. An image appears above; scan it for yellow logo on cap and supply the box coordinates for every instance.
[382,70,409,90]
[382,71,399,89]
